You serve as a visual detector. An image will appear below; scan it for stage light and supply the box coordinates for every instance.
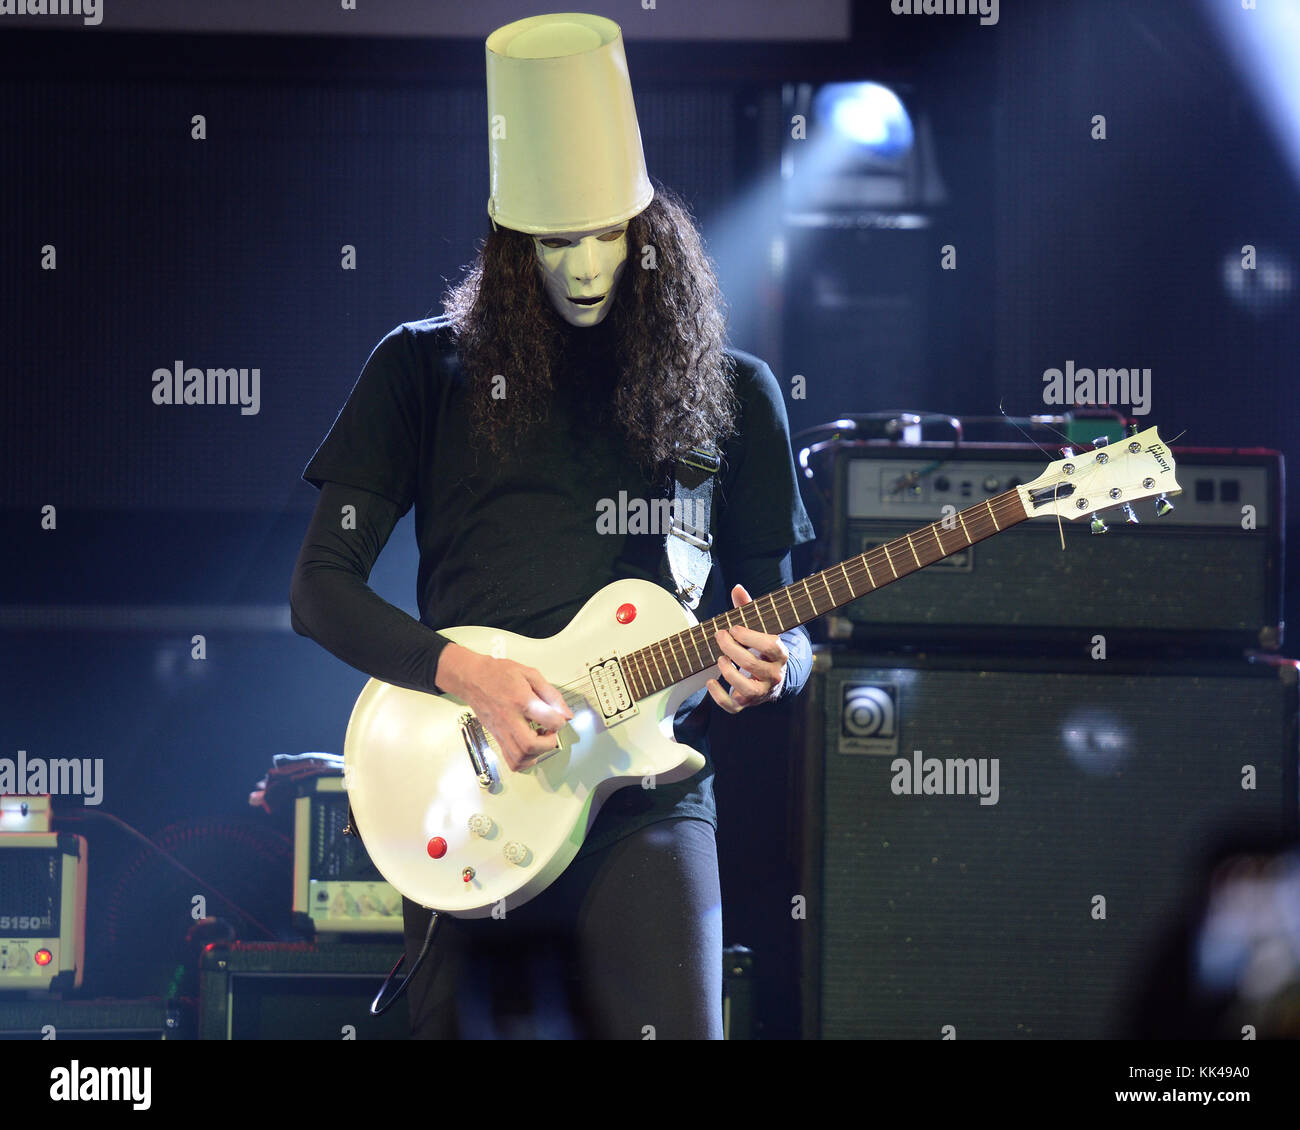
[1202,0,1300,189]
[813,82,914,159]
[1221,246,1295,318]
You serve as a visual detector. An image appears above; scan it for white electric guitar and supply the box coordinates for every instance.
[342,426,1181,917]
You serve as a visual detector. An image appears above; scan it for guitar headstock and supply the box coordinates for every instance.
[1016,426,1182,526]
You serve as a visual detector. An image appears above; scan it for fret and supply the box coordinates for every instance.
[723,607,739,634]
[882,543,898,579]
[676,635,693,678]
[801,577,816,617]
[863,557,875,587]
[784,586,799,628]
[646,643,664,686]
[686,626,707,669]
[752,600,769,634]
[985,499,1000,531]
[929,523,946,558]
[957,511,972,544]
[680,634,697,675]
[839,561,855,598]
[820,572,835,609]
[627,657,646,699]
[905,533,921,568]
[661,639,684,682]
[647,645,667,688]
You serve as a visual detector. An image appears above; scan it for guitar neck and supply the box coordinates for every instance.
[619,487,1030,699]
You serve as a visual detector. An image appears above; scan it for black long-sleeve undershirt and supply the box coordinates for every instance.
[290,480,812,701]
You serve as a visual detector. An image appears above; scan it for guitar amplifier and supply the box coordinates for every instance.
[0,798,87,992]
[815,440,1283,650]
[0,998,193,1040]
[198,941,408,1039]
[293,776,402,936]
[797,647,1299,1039]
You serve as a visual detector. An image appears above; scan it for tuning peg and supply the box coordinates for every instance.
[1090,513,1108,535]
[1092,435,1110,447]
[1060,446,1076,459]
[1122,503,1139,525]
[1154,493,1174,517]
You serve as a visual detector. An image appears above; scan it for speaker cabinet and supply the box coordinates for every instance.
[798,649,1298,1038]
[198,942,408,1040]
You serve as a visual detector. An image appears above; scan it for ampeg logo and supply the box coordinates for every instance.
[838,682,899,755]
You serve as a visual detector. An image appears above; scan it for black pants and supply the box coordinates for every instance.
[400,816,723,1039]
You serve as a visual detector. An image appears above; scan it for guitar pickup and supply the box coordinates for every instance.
[587,657,639,723]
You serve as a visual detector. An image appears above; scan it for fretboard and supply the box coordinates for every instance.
[619,487,1030,699]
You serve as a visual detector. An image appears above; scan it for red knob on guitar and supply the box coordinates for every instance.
[616,603,637,624]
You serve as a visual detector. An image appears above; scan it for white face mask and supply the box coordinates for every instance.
[532,224,629,327]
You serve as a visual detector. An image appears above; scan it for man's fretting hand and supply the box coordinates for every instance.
[435,642,573,772]
[706,584,790,714]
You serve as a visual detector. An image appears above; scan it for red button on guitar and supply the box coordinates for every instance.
[426,837,447,859]
[616,603,637,624]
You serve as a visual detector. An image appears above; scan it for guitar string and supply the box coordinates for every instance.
[530,458,1130,709]
[621,450,1137,695]
[621,489,1031,692]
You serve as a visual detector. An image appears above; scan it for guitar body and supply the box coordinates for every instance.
[342,578,713,918]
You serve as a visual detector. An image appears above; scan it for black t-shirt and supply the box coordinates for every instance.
[295,314,815,859]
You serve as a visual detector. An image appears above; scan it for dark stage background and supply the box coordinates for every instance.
[1,0,1297,1037]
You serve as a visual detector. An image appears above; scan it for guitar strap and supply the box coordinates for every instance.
[660,446,720,610]
[612,446,720,610]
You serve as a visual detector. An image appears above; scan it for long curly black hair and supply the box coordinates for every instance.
[441,179,738,476]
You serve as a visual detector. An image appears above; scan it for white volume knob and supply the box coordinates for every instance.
[503,841,529,865]
[467,813,494,836]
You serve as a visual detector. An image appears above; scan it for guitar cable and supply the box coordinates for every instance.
[369,908,442,1016]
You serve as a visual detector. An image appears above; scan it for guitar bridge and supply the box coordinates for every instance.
[587,657,639,723]
[459,712,497,789]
